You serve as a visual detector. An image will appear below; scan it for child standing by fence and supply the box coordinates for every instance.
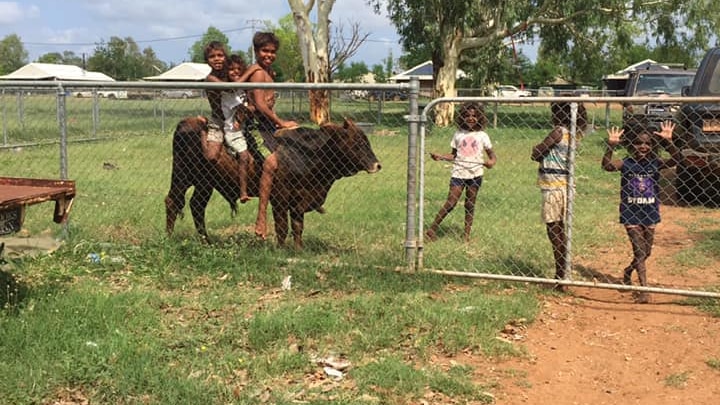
[601,120,682,303]
[531,102,588,290]
[426,102,496,242]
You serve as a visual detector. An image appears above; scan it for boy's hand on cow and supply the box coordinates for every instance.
[278,120,299,129]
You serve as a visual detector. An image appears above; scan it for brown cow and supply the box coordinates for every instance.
[270,119,381,249]
[164,117,381,249]
[164,116,264,239]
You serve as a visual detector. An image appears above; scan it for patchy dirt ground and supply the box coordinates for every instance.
[478,204,720,404]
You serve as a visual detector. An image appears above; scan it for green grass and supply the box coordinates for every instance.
[1,242,542,404]
[664,371,691,388]
[1,95,719,403]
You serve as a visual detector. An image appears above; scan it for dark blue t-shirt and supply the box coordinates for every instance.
[619,157,661,225]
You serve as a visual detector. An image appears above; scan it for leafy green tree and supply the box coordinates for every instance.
[264,15,305,82]
[188,27,232,63]
[37,51,84,66]
[87,36,165,80]
[369,0,720,124]
[0,34,28,74]
[334,61,370,82]
[371,64,386,83]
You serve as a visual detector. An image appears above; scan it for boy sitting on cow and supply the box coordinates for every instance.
[202,42,258,204]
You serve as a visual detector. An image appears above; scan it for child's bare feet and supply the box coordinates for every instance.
[425,229,437,242]
[240,195,250,204]
[254,220,267,240]
[633,291,651,304]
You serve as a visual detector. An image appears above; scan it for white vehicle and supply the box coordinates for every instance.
[160,89,199,99]
[492,85,531,98]
[73,90,128,99]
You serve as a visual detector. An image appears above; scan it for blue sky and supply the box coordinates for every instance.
[0,0,404,67]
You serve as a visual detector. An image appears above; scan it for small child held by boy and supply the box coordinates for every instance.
[221,54,254,203]
[426,101,497,242]
[601,120,682,303]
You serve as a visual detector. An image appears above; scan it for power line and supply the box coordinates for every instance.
[21,27,399,48]
[21,26,256,47]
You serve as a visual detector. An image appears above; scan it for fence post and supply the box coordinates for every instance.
[92,90,99,138]
[404,77,421,270]
[16,91,24,129]
[2,89,6,145]
[564,102,579,280]
[56,84,69,180]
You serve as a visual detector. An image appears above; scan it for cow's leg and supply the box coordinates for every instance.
[290,209,305,250]
[189,184,213,240]
[165,169,191,236]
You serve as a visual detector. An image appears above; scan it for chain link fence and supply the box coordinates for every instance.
[418,96,720,299]
[2,79,719,298]
[0,80,416,270]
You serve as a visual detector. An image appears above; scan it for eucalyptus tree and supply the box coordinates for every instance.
[288,0,369,124]
[369,0,720,125]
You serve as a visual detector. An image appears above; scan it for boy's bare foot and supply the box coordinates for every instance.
[240,195,251,204]
[254,221,267,240]
[425,229,437,242]
[315,206,326,214]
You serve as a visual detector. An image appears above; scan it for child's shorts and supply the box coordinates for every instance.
[207,117,224,143]
[224,130,248,155]
[541,188,567,223]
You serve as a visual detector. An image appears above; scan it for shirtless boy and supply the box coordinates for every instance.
[247,32,298,239]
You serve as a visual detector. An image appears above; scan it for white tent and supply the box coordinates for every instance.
[0,63,115,81]
[143,63,210,81]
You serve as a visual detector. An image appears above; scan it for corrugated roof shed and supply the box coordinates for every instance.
[0,63,115,81]
[143,63,211,81]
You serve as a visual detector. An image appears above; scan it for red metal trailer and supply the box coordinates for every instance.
[0,177,76,237]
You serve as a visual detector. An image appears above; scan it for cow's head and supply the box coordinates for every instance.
[319,119,382,177]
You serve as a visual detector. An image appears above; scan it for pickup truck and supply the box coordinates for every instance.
[674,47,720,207]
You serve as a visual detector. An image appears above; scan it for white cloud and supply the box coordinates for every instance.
[0,2,24,24]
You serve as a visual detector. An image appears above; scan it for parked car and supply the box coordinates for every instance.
[367,90,408,102]
[673,48,720,207]
[537,86,554,97]
[492,85,531,98]
[160,89,199,99]
[621,64,695,127]
[73,90,128,99]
